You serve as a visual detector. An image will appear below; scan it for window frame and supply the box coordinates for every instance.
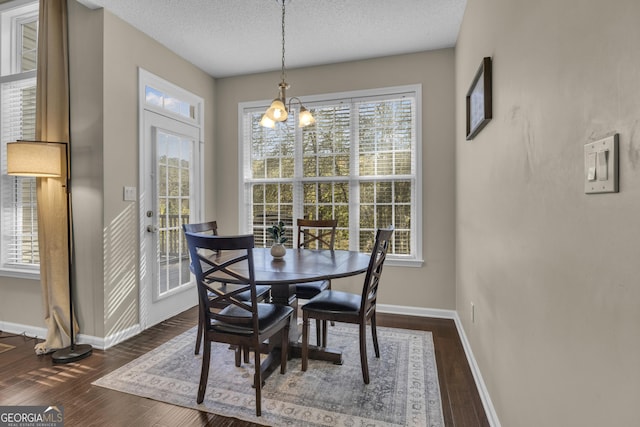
[0,0,40,279]
[238,84,423,267]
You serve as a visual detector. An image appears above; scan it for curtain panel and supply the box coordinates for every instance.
[33,0,76,355]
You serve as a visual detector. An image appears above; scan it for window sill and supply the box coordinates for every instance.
[0,268,40,281]
[386,258,424,268]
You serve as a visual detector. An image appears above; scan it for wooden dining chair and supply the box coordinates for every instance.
[295,218,338,346]
[301,227,394,384]
[184,232,293,417]
[183,221,271,355]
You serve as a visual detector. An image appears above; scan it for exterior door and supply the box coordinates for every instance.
[141,109,200,328]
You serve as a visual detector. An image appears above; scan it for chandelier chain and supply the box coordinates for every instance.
[260,0,314,128]
[280,0,286,83]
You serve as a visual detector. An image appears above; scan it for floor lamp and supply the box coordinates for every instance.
[7,140,92,363]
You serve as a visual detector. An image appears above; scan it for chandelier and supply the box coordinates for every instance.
[260,0,315,129]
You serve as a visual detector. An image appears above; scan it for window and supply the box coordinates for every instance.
[240,85,423,266]
[145,85,197,121]
[0,1,39,276]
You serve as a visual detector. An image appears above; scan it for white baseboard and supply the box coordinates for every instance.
[100,324,142,349]
[0,321,48,341]
[451,312,502,427]
[75,323,143,350]
[378,304,501,427]
[0,320,141,351]
[378,303,456,319]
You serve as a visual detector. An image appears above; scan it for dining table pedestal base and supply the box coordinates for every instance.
[289,343,343,365]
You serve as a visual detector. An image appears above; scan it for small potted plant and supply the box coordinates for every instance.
[267,220,287,260]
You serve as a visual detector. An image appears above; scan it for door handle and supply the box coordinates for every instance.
[146,225,159,233]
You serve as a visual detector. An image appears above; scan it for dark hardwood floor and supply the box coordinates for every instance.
[0,307,489,426]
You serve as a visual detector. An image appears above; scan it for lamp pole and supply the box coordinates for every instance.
[50,142,92,363]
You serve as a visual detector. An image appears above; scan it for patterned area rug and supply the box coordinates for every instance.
[93,325,444,426]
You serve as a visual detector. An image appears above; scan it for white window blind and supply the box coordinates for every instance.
[1,78,38,267]
[0,1,39,275]
[240,85,423,265]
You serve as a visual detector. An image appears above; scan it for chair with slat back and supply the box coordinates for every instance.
[183,221,271,356]
[295,218,338,346]
[184,232,293,417]
[301,227,394,384]
[297,218,337,252]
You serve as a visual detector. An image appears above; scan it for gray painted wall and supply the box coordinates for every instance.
[456,0,640,425]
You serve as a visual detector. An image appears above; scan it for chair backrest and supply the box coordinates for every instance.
[184,232,259,329]
[360,227,394,318]
[297,218,338,250]
[183,221,220,268]
[183,220,218,235]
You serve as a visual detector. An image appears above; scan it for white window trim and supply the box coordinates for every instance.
[0,0,39,279]
[238,84,424,267]
[0,0,38,77]
[137,67,206,230]
[138,69,202,127]
[137,68,205,325]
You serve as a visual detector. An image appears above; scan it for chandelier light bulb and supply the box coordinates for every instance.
[260,114,276,129]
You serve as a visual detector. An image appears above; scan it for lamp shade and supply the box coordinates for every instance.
[298,107,316,127]
[7,142,64,177]
[265,99,288,122]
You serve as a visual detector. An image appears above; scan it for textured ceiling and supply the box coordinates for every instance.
[80,0,467,78]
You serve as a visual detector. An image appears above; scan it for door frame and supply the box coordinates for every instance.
[137,68,205,330]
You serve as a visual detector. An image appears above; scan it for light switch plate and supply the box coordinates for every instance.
[123,186,137,201]
[584,134,618,194]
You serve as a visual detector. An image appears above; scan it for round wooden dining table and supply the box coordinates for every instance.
[205,247,372,365]
[210,247,370,284]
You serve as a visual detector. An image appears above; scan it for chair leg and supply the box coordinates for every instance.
[254,347,262,416]
[359,322,370,384]
[195,306,204,355]
[234,346,242,367]
[281,319,290,374]
[301,314,309,371]
[328,282,335,327]
[322,320,328,347]
[197,339,211,403]
[371,313,380,358]
[243,346,250,363]
[315,319,322,347]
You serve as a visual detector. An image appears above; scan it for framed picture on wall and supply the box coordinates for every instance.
[466,57,492,140]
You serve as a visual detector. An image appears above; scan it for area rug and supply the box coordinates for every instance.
[93,325,444,426]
